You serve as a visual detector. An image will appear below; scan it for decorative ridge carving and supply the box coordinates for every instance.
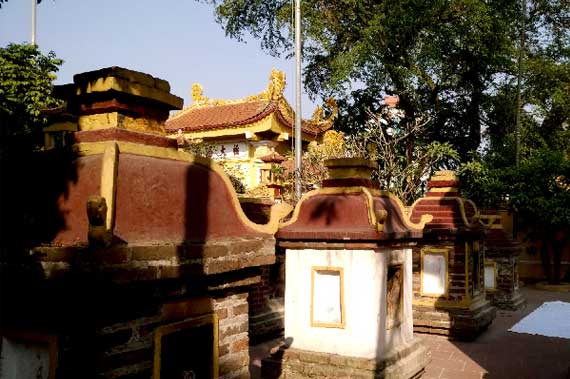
[169,69,337,136]
[169,68,287,121]
[311,97,339,126]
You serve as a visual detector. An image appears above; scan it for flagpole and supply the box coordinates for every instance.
[294,0,302,201]
[31,0,37,45]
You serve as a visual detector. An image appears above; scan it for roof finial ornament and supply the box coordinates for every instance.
[311,97,339,124]
[191,83,208,106]
[267,68,286,101]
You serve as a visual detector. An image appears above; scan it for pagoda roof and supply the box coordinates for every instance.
[260,150,286,163]
[165,69,336,137]
[410,171,481,234]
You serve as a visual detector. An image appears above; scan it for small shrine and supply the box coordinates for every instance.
[480,211,526,310]
[262,158,431,379]
[1,67,292,379]
[409,171,496,339]
[165,69,337,189]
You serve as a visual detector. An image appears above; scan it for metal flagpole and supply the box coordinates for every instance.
[31,0,37,45]
[515,0,526,167]
[294,0,302,201]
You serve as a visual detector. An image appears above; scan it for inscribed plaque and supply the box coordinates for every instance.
[311,268,344,327]
[0,337,53,379]
[422,253,447,295]
[484,264,496,290]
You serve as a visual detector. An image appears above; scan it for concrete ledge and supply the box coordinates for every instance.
[261,338,430,379]
[488,291,527,311]
[249,307,284,343]
[535,281,570,292]
[413,300,496,340]
[29,237,276,282]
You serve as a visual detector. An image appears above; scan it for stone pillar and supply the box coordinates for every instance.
[70,66,182,134]
[262,158,430,379]
[410,171,496,340]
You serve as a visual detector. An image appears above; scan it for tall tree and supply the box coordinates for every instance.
[0,43,62,156]
[205,0,522,159]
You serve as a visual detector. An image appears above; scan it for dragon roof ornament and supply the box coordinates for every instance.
[170,69,338,129]
[188,68,286,109]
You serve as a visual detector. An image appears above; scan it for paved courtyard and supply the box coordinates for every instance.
[250,286,570,379]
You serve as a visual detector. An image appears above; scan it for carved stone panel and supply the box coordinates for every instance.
[386,265,403,330]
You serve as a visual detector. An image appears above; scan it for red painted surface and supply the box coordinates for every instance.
[427,180,459,188]
[52,154,103,245]
[73,128,177,148]
[278,191,422,241]
[165,101,330,136]
[113,154,265,243]
[79,99,168,120]
[410,195,479,233]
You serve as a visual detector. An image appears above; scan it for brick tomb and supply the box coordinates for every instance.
[262,158,430,379]
[409,171,496,339]
[0,67,291,379]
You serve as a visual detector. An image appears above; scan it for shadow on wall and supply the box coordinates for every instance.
[0,145,219,377]
[0,146,79,329]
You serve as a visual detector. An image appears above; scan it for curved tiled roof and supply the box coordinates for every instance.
[410,171,481,233]
[165,99,332,137]
[166,100,270,133]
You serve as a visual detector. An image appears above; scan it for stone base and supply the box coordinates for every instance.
[413,300,496,340]
[249,305,284,343]
[487,290,526,311]
[261,338,430,379]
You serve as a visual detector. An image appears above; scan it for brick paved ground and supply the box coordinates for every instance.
[250,286,570,379]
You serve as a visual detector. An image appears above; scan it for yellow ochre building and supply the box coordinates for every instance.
[165,69,337,189]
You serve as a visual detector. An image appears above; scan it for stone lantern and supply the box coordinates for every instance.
[262,158,431,379]
[410,171,496,339]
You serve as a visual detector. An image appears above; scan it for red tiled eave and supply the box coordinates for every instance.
[165,101,272,133]
[165,100,331,137]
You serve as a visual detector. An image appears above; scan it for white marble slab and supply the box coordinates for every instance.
[509,301,570,339]
[312,269,342,325]
[484,265,496,289]
[422,254,446,295]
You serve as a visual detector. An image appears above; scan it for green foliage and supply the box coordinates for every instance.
[460,149,570,283]
[344,109,459,204]
[0,43,63,154]
[181,138,217,158]
[226,171,246,194]
[461,149,570,229]
[507,150,570,230]
[206,0,569,162]
[458,160,504,207]
[206,0,526,159]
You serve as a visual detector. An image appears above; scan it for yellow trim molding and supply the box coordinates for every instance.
[410,196,479,228]
[153,314,219,379]
[310,266,346,329]
[100,142,119,231]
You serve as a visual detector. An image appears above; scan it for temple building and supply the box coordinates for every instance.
[165,69,337,189]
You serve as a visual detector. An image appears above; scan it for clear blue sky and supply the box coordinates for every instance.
[0,0,317,116]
